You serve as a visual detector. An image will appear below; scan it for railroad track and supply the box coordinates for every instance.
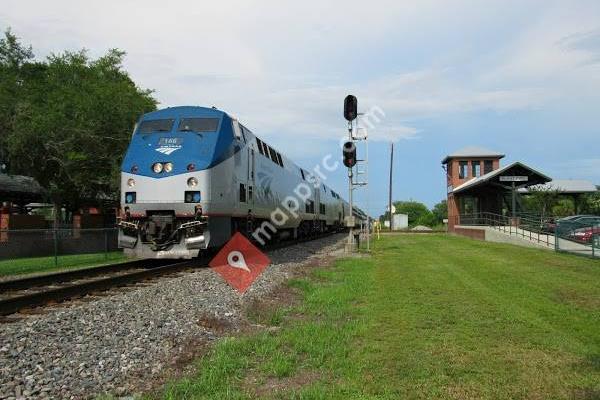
[0,259,199,316]
[0,231,342,317]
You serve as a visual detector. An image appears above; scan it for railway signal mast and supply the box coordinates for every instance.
[343,95,369,252]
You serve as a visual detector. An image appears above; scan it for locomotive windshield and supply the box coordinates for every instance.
[178,118,219,132]
[138,119,174,133]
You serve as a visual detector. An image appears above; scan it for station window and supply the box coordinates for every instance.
[239,183,246,202]
[276,153,284,167]
[484,160,493,174]
[248,185,253,201]
[320,203,326,215]
[301,169,306,180]
[459,161,468,179]
[472,161,481,178]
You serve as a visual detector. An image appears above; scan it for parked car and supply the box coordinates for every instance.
[556,215,600,237]
[542,218,556,233]
[569,226,600,245]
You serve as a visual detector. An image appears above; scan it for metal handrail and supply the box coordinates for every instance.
[454,212,553,247]
[453,212,599,258]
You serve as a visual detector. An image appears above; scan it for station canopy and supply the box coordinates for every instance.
[451,161,551,195]
[0,174,45,204]
[519,179,598,194]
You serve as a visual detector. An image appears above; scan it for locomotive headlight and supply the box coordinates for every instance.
[164,162,174,173]
[127,178,136,188]
[187,177,198,187]
[152,162,163,173]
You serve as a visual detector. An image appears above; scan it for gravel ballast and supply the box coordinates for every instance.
[0,234,346,399]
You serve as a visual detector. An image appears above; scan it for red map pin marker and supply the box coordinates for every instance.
[209,232,271,293]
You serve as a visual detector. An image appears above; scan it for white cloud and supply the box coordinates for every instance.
[479,3,600,94]
[1,0,599,153]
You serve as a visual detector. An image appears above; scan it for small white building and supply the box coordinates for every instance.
[392,213,409,230]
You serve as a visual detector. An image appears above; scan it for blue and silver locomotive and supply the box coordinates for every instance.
[118,106,365,259]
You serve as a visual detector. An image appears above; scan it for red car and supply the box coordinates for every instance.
[569,226,600,245]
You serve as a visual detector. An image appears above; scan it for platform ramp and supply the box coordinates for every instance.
[453,213,599,258]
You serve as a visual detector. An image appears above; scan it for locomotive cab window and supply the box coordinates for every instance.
[177,118,219,132]
[138,119,174,133]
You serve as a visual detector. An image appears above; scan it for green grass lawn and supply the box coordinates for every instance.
[0,251,126,277]
[152,234,600,400]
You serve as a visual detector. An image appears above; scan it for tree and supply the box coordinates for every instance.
[3,32,157,224]
[0,29,34,169]
[580,190,600,215]
[416,212,438,227]
[393,200,432,226]
[552,198,575,217]
[522,186,561,221]
[431,200,447,224]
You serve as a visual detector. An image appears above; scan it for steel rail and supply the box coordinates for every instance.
[0,261,195,316]
[0,230,342,317]
[0,259,170,292]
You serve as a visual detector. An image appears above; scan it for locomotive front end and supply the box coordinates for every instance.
[118,107,234,259]
[118,169,209,258]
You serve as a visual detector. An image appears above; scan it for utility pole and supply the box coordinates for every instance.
[388,142,393,231]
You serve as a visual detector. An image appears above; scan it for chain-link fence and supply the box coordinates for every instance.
[0,228,124,276]
[555,219,600,258]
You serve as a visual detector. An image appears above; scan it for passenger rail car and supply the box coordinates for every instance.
[118,106,365,259]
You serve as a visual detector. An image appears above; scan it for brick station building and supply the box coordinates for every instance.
[442,146,552,231]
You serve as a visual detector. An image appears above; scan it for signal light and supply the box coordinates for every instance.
[344,95,358,122]
[187,163,196,172]
[343,141,357,168]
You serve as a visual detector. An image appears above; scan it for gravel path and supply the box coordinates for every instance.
[0,234,346,399]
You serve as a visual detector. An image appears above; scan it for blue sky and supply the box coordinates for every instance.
[2,0,600,216]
